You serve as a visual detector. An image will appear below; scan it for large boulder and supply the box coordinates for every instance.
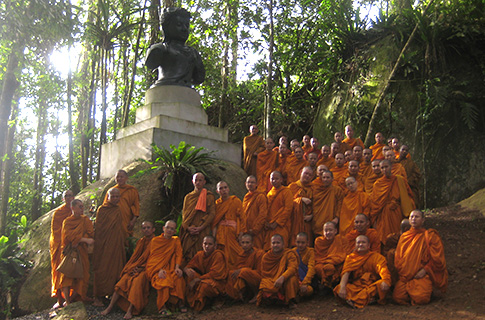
[52,301,88,320]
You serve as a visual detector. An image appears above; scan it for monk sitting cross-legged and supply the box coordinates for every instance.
[346,213,381,253]
[291,232,316,298]
[241,176,268,249]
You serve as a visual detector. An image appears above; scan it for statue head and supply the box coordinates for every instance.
[161,7,191,43]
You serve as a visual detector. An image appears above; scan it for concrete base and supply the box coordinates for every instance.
[100,86,241,179]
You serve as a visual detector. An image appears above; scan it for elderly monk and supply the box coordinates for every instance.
[101,221,156,319]
[60,199,94,304]
[317,145,336,170]
[289,167,314,246]
[256,138,278,193]
[370,132,386,161]
[50,190,75,308]
[184,235,228,312]
[243,125,265,176]
[180,172,216,264]
[314,222,349,289]
[360,149,373,178]
[301,135,312,153]
[383,219,410,285]
[307,152,319,173]
[370,160,415,243]
[257,234,299,308]
[385,150,408,180]
[330,153,348,185]
[393,210,448,305]
[364,160,382,194]
[213,181,243,269]
[336,160,365,193]
[225,233,264,302]
[333,132,351,155]
[285,147,307,185]
[398,145,421,205]
[338,177,370,236]
[103,170,139,236]
[291,232,316,297]
[146,220,186,315]
[242,176,268,249]
[93,188,127,306]
[346,214,381,253]
[335,235,391,308]
[343,125,365,150]
[311,170,344,237]
[264,171,294,250]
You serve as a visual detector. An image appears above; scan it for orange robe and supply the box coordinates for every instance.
[285,157,307,185]
[276,153,290,184]
[303,147,321,160]
[359,161,373,179]
[59,214,94,300]
[256,149,278,193]
[241,191,267,249]
[382,232,400,285]
[391,162,408,181]
[345,229,381,253]
[370,143,385,160]
[180,189,216,263]
[257,248,299,305]
[292,247,315,296]
[311,184,344,236]
[331,165,348,187]
[393,228,448,305]
[264,186,294,250]
[302,144,312,154]
[146,234,185,311]
[399,156,421,205]
[370,175,415,242]
[288,181,314,246]
[213,195,244,269]
[225,248,264,300]
[338,191,370,236]
[243,134,265,176]
[336,172,366,195]
[342,137,364,150]
[314,235,349,287]
[317,156,336,170]
[335,142,351,155]
[103,184,139,235]
[364,172,382,194]
[115,236,153,315]
[334,251,391,308]
[93,202,127,297]
[50,204,72,297]
[185,250,228,312]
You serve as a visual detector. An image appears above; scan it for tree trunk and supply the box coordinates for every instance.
[67,47,80,194]
[31,101,48,221]
[264,0,274,137]
[97,49,109,180]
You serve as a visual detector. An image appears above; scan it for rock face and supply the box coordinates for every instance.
[18,159,247,313]
[52,301,88,320]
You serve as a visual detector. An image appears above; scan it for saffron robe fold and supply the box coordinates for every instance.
[338,190,370,236]
[391,163,408,181]
[345,229,381,253]
[264,186,294,250]
[291,247,315,296]
[399,156,421,205]
[226,248,264,300]
[317,156,336,170]
[241,191,268,249]
[359,161,373,179]
[364,172,382,194]
[288,181,314,246]
[243,134,265,176]
[103,184,139,235]
[331,165,348,187]
[314,235,349,286]
[256,149,278,193]
[285,157,307,185]
[342,137,364,150]
[336,172,365,194]
[50,204,72,297]
[370,143,385,161]
[311,184,344,236]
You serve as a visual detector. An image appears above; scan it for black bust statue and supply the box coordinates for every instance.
[145,7,205,88]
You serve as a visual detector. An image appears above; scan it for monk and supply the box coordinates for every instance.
[291,232,315,297]
[360,148,373,178]
[184,235,228,312]
[213,181,243,269]
[276,143,290,184]
[285,147,307,185]
[311,170,344,237]
[314,164,329,183]
[334,235,391,308]
[352,145,363,163]
[364,160,382,194]
[393,210,448,305]
[289,139,301,153]
[180,172,216,264]
[256,137,278,193]
[264,171,294,250]
[50,190,75,308]
[288,167,314,246]
[301,135,312,153]
[336,160,365,193]
[333,132,350,155]
[309,137,321,158]
[338,177,370,235]
[391,137,401,158]
[225,233,264,302]
[317,145,335,169]
[93,188,127,306]
[330,153,348,186]
[370,132,386,161]
[257,234,299,308]
[60,199,94,304]
[314,222,349,289]
[241,176,268,249]
[344,150,354,163]
[343,125,365,150]
[385,150,408,180]
[243,125,265,176]
[346,214,381,253]
[383,218,410,285]
[101,221,156,319]
[398,145,421,205]
[370,160,415,243]
[146,220,186,315]
[306,152,319,172]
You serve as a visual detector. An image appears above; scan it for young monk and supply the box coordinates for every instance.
[385,150,408,181]
[333,132,350,155]
[276,144,290,184]
[398,145,421,205]
[344,150,354,163]
[257,234,299,309]
[364,160,382,194]
[334,235,391,308]
[336,160,365,194]
[343,125,365,150]
[301,135,312,153]
[360,149,373,178]
[330,153,347,185]
[338,177,370,236]
[285,147,307,185]
[352,145,363,163]
[346,214,381,253]
[243,125,265,176]
[291,233,316,298]
[306,152,319,172]
[256,138,278,193]
[317,145,335,170]
[393,210,448,305]
[370,132,386,161]
[288,167,314,246]
[241,176,268,249]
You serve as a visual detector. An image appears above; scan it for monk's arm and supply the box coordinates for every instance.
[302,250,316,285]
[200,252,227,281]
[198,195,216,231]
[338,272,350,299]
[281,251,298,281]
[252,195,268,234]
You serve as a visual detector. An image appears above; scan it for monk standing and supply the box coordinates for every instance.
[291,233,316,298]
[241,176,268,249]
[301,135,312,153]
[333,132,350,155]
[370,132,386,161]
[346,214,381,253]
[398,145,421,205]
[343,125,365,150]
[256,137,278,193]
[243,125,265,176]
[330,153,348,185]
[288,166,314,246]
[393,210,448,305]
[285,147,307,185]
[93,188,127,306]
[338,177,370,236]
[306,152,319,173]
[383,218,410,285]
[364,160,382,194]
[360,148,373,178]
[180,172,216,264]
[317,145,335,170]
[385,150,408,180]
[50,190,75,308]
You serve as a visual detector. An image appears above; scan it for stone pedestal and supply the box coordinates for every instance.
[100,86,241,179]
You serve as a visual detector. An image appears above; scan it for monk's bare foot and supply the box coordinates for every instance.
[123,311,133,319]
[100,307,111,315]
[248,296,257,304]
[52,301,63,309]
[92,298,104,307]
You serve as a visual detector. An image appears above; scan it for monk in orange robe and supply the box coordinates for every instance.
[335,235,391,308]
[243,125,265,176]
[306,152,319,173]
[256,138,278,193]
[264,171,294,250]
[242,176,268,249]
[370,132,386,161]
[301,135,312,153]
[346,214,381,253]
[398,145,421,205]
[257,234,299,308]
[93,188,127,306]
[288,167,314,246]
[213,181,243,269]
[317,145,336,169]
[311,170,344,237]
[291,233,315,297]
[393,210,448,305]
[285,147,307,185]
[276,144,290,184]
[103,169,139,236]
[289,139,301,153]
[383,218,410,285]
[180,172,216,264]
[338,177,370,236]
[330,153,348,186]
[352,145,363,164]
[303,137,321,160]
[336,160,366,194]
[370,160,415,243]
[333,132,351,155]
[225,233,264,302]
[146,220,186,315]
[50,190,75,308]
[364,160,382,193]
[101,221,156,318]
[314,222,349,289]
[391,137,402,158]
[184,236,228,312]
[60,199,94,304]
[343,125,365,150]
[360,148,373,178]
[385,150,408,180]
